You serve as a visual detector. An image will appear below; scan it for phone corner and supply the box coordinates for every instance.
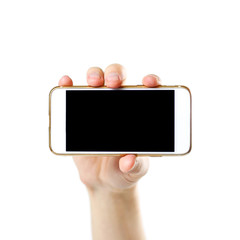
[179,145,192,157]
[49,86,61,98]
[177,85,192,96]
[49,144,61,156]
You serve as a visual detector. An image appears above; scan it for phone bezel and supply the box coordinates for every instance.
[49,85,192,156]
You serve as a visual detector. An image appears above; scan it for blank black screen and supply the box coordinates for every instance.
[66,90,174,152]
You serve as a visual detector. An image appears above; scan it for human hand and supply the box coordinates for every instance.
[58,63,161,193]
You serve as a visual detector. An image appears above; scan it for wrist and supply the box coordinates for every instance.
[87,185,138,201]
[86,184,145,240]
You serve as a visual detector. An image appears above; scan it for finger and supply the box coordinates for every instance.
[104,63,127,88]
[58,75,73,86]
[87,67,104,87]
[142,74,161,87]
[119,155,149,181]
[119,154,136,173]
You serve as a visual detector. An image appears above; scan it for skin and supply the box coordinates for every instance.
[58,63,161,240]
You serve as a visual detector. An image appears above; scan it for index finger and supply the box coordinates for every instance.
[58,75,73,86]
[104,63,127,88]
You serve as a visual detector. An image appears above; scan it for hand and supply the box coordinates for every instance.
[58,63,161,193]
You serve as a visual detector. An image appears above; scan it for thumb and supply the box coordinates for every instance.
[119,155,149,182]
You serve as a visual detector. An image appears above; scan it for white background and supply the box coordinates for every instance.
[0,0,239,239]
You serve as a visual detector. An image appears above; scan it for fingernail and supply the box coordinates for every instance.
[88,72,101,80]
[150,74,161,84]
[128,158,138,172]
[106,72,121,82]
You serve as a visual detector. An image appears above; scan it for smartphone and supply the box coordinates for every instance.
[49,85,192,156]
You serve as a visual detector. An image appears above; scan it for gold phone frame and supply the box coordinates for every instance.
[49,85,192,157]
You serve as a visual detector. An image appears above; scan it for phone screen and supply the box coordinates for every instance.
[66,89,175,152]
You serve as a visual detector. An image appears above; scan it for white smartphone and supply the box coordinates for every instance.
[49,85,192,156]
